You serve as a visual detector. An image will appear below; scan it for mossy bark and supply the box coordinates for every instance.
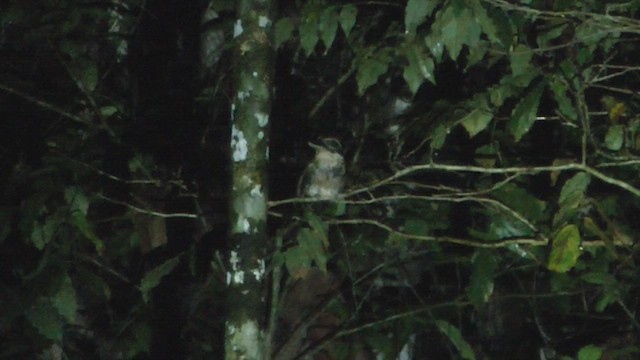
[224,0,274,359]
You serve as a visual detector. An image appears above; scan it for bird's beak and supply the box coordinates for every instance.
[308,142,322,151]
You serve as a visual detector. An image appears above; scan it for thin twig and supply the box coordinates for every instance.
[99,194,198,218]
[0,83,86,124]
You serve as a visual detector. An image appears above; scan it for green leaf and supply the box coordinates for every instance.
[467,250,497,307]
[605,124,624,151]
[405,0,437,35]
[559,172,590,205]
[460,108,493,137]
[319,8,339,50]
[554,172,590,225]
[30,216,61,250]
[126,322,152,357]
[440,8,478,60]
[403,43,435,94]
[299,15,319,56]
[69,211,105,254]
[510,44,534,77]
[537,21,568,48]
[548,224,581,273]
[435,320,476,360]
[285,246,312,279]
[59,39,85,59]
[466,39,488,68]
[507,81,544,141]
[493,183,547,222]
[65,187,89,216]
[356,48,392,94]
[489,82,517,107]
[305,211,328,247]
[475,144,497,167]
[486,7,513,48]
[297,227,327,272]
[575,22,612,52]
[404,218,429,235]
[139,257,180,303]
[577,345,603,360]
[26,297,63,342]
[581,272,615,286]
[52,275,78,323]
[64,186,104,253]
[100,105,119,117]
[549,77,577,121]
[595,291,618,312]
[275,17,294,48]
[339,5,357,37]
[431,124,449,150]
[470,0,499,45]
[425,33,444,62]
[333,201,346,216]
[479,210,533,240]
[73,58,98,93]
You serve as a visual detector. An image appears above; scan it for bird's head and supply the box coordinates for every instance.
[309,138,343,156]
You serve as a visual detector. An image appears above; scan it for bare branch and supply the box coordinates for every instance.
[99,194,198,219]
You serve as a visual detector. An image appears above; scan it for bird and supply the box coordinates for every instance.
[298,138,345,200]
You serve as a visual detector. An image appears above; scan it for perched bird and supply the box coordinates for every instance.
[298,138,345,200]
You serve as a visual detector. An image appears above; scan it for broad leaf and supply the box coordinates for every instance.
[405,0,437,35]
[605,125,624,151]
[100,105,118,117]
[507,81,545,141]
[440,7,479,60]
[489,81,518,107]
[139,257,180,303]
[460,108,493,137]
[467,250,497,307]
[549,77,577,121]
[65,187,104,253]
[26,297,63,342]
[581,272,615,286]
[559,172,590,204]
[339,5,357,37]
[554,172,591,226]
[404,218,429,235]
[285,246,312,279]
[493,183,547,222]
[510,44,534,77]
[425,33,444,62]
[275,17,294,48]
[431,123,449,150]
[305,211,328,247]
[403,43,435,94]
[435,320,476,360]
[470,0,499,45]
[319,8,339,50]
[30,216,61,250]
[356,48,392,94]
[73,58,98,93]
[548,224,581,273]
[299,15,319,56]
[65,187,89,215]
[297,227,328,272]
[536,20,568,48]
[126,322,152,358]
[577,345,603,360]
[52,275,78,323]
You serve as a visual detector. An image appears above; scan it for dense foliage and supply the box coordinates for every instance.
[1,0,640,359]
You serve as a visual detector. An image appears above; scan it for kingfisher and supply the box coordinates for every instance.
[298,138,345,200]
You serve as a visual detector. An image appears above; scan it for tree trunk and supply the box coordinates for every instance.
[224,0,274,359]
